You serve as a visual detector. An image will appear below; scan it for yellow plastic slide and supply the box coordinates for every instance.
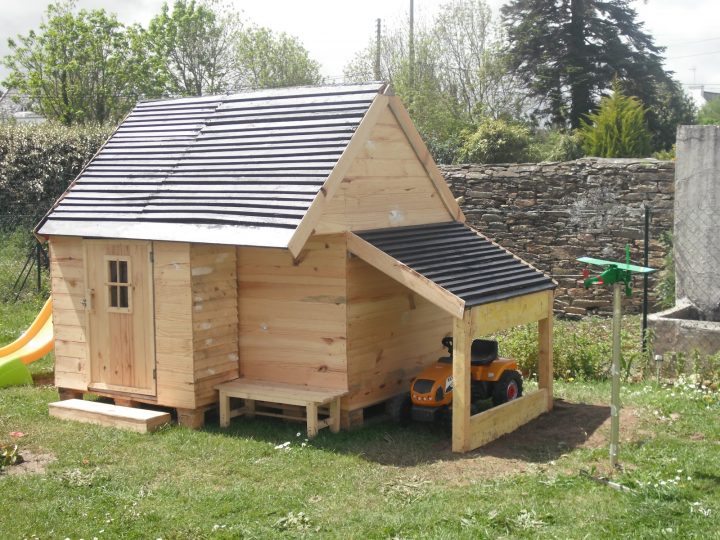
[0,297,54,365]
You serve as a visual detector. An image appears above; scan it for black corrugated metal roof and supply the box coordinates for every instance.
[357,222,555,307]
[36,83,385,247]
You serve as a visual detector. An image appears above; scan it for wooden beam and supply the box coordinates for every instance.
[287,95,391,257]
[538,292,554,411]
[346,232,465,319]
[470,290,552,336]
[452,310,472,453]
[467,389,548,450]
[386,96,465,223]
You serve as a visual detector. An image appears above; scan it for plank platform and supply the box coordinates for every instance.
[49,399,171,433]
[215,378,346,437]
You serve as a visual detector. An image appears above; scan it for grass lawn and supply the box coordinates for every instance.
[1,304,719,538]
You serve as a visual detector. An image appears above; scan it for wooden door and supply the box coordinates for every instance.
[84,240,156,396]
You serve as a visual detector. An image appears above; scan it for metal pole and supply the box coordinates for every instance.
[641,205,651,350]
[409,0,414,87]
[36,243,42,292]
[610,282,622,468]
[374,19,382,80]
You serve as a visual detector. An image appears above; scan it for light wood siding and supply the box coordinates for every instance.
[190,244,239,407]
[50,236,89,391]
[315,106,453,234]
[237,235,347,390]
[153,241,195,408]
[345,255,452,410]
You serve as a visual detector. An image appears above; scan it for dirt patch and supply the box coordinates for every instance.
[2,450,55,477]
[407,400,644,484]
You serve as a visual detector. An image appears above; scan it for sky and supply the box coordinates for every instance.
[1,0,719,102]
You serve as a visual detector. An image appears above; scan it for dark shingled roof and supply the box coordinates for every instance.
[357,222,555,307]
[36,83,386,247]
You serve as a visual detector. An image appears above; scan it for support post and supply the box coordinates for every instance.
[537,292,554,411]
[452,309,472,453]
[610,283,622,468]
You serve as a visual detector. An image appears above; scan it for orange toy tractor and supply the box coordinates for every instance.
[388,337,523,426]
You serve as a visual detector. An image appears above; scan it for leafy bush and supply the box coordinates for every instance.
[0,122,112,224]
[579,81,652,158]
[655,231,675,309]
[698,98,720,125]
[652,145,675,160]
[529,129,585,162]
[456,117,532,164]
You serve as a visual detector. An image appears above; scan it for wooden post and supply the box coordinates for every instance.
[306,403,319,438]
[452,309,472,453]
[219,393,230,428]
[610,282,622,468]
[329,397,341,433]
[537,291,554,411]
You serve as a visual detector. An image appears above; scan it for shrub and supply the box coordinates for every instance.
[698,98,720,125]
[456,117,532,164]
[579,81,652,158]
[655,231,675,309]
[529,129,585,162]
[0,122,112,225]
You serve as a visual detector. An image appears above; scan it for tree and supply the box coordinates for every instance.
[502,0,669,130]
[578,81,651,158]
[698,98,720,125]
[457,117,533,163]
[235,26,323,89]
[2,2,163,125]
[344,0,525,162]
[146,0,241,96]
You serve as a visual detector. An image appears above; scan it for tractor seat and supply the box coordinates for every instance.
[439,339,499,365]
[470,339,498,366]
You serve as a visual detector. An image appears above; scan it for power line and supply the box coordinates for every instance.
[665,36,720,47]
[667,49,720,60]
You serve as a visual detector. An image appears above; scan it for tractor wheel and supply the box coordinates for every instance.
[387,393,412,427]
[492,371,523,406]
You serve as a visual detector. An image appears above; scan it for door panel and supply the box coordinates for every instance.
[85,240,156,396]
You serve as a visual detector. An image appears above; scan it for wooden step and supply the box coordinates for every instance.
[49,399,171,433]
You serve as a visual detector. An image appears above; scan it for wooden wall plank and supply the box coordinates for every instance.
[315,106,454,234]
[49,236,89,391]
[468,390,548,450]
[345,255,452,411]
[154,241,196,408]
[237,235,348,390]
[191,243,239,407]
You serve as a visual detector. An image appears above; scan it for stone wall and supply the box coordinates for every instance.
[440,158,674,317]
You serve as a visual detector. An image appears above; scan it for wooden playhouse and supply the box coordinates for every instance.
[37,83,555,452]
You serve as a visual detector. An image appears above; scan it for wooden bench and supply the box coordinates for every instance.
[215,379,346,437]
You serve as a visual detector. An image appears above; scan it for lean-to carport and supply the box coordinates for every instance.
[348,222,556,453]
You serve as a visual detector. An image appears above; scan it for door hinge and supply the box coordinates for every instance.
[149,250,154,263]
[153,367,157,380]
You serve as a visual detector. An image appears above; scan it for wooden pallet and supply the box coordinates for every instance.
[49,399,171,433]
[215,378,346,437]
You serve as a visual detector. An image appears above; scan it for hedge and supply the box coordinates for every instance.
[0,122,112,229]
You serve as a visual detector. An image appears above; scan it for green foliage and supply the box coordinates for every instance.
[579,83,652,158]
[529,129,585,162]
[0,122,111,219]
[502,0,672,131]
[644,80,696,152]
[146,0,240,95]
[698,98,720,125]
[344,0,523,163]
[235,26,323,89]
[457,117,532,163]
[652,145,675,160]
[0,444,23,470]
[3,1,165,124]
[655,231,675,310]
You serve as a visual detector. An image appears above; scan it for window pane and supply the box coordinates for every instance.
[119,261,128,284]
[109,260,117,283]
[110,285,118,307]
[119,286,129,308]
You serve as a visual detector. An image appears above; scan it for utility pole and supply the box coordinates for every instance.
[409,0,415,88]
[374,18,382,81]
